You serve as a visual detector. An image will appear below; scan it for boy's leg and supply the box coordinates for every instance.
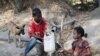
[24,37,37,56]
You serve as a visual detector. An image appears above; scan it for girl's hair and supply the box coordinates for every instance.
[32,8,42,17]
[74,26,88,38]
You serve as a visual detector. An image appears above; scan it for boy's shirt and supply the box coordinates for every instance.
[28,18,46,38]
[72,39,90,56]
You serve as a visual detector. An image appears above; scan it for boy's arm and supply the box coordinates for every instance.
[28,26,43,42]
[28,25,43,39]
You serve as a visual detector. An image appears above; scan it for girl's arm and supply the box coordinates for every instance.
[83,41,91,56]
[87,48,91,55]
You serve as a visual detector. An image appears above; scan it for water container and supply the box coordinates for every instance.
[44,31,56,53]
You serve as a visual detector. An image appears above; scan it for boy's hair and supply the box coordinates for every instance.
[74,26,87,37]
[32,8,42,17]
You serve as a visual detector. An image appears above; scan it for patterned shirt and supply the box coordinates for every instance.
[72,39,90,56]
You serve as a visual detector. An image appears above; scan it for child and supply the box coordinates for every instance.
[22,8,61,56]
[23,8,46,56]
[72,26,91,56]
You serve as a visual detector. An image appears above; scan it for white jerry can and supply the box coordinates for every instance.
[44,31,56,53]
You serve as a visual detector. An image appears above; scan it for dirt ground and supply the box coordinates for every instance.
[0,7,100,56]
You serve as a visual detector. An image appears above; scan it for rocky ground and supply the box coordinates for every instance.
[0,7,100,56]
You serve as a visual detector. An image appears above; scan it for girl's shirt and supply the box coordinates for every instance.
[72,39,91,56]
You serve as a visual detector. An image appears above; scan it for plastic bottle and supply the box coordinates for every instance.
[44,31,56,54]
